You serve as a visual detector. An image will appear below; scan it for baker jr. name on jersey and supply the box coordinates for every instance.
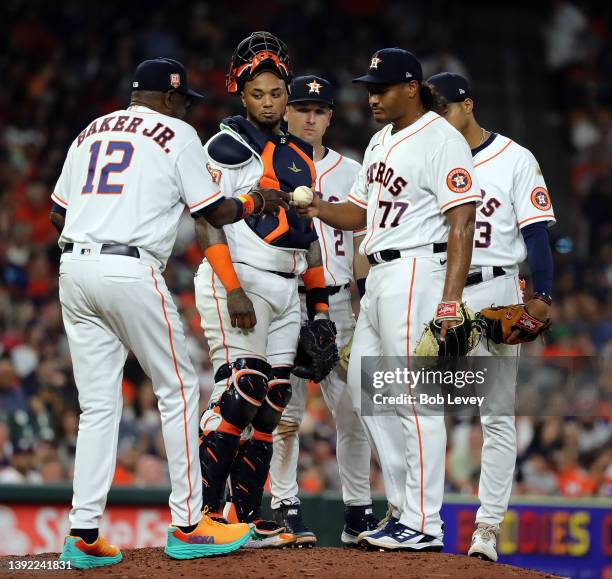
[76,115,177,153]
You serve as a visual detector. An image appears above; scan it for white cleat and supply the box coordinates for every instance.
[468,523,499,562]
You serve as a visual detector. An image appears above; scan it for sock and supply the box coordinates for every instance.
[70,528,99,544]
[178,523,198,533]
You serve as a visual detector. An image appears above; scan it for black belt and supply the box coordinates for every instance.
[298,282,350,296]
[269,270,295,279]
[367,243,447,266]
[465,266,506,287]
[234,262,296,279]
[62,243,140,258]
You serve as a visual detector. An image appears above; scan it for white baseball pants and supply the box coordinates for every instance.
[59,244,202,529]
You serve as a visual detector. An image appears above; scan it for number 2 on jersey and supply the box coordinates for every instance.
[82,140,134,195]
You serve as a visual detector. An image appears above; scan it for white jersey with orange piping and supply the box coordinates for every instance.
[346,110,481,257]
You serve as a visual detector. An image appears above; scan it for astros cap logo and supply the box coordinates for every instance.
[307,80,322,94]
[170,73,181,88]
[370,55,382,69]
[446,168,472,193]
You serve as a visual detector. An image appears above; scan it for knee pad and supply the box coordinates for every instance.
[251,366,292,435]
[217,358,271,431]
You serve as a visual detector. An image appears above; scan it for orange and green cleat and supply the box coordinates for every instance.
[164,511,251,559]
[58,535,123,569]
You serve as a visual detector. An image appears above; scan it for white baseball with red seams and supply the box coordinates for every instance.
[52,104,222,529]
[270,148,373,510]
[346,110,481,540]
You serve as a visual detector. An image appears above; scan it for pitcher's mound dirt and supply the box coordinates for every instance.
[0,547,558,578]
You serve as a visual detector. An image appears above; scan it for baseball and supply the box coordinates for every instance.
[292,185,314,207]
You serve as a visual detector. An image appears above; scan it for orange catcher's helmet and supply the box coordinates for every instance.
[226,31,292,94]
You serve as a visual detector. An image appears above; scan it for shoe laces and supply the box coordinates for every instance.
[476,524,499,542]
[378,506,393,529]
[200,506,228,529]
[279,499,300,511]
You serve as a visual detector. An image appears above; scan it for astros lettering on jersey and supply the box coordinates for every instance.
[347,111,481,254]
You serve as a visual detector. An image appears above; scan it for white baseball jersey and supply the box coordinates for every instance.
[347,111,481,256]
[314,148,363,286]
[203,126,310,275]
[52,105,221,268]
[470,133,556,267]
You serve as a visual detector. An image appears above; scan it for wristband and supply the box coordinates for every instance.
[204,243,241,292]
[532,292,552,306]
[235,194,256,220]
[302,265,329,319]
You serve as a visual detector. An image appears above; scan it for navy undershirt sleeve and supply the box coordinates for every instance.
[51,202,67,217]
[520,222,554,296]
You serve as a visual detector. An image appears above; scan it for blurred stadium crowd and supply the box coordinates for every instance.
[0,1,610,497]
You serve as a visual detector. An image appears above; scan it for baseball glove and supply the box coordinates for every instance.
[292,319,339,383]
[477,304,551,344]
[415,303,483,357]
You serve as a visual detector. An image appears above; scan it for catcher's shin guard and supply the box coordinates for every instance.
[199,358,271,513]
[229,366,292,521]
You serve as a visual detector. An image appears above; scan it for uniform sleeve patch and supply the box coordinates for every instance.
[446,168,472,193]
[531,187,551,211]
[206,162,222,184]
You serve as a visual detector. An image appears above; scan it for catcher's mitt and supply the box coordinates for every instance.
[292,319,339,383]
[415,302,483,357]
[477,304,551,344]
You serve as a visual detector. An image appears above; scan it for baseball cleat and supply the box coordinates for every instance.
[468,523,499,562]
[59,535,123,569]
[356,508,398,543]
[359,521,443,552]
[272,501,317,547]
[164,512,251,559]
[342,504,379,547]
[244,519,297,549]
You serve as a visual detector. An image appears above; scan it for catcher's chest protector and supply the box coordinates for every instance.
[228,116,317,249]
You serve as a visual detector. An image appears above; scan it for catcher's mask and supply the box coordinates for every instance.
[226,31,292,94]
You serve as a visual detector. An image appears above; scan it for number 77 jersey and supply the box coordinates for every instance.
[347,111,481,256]
[470,133,556,267]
